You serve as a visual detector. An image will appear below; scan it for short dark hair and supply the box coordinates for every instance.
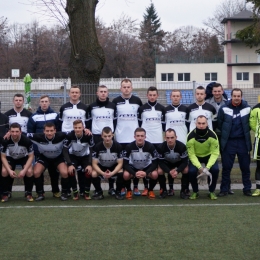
[134,127,146,135]
[196,115,207,121]
[40,95,50,100]
[44,122,56,129]
[121,78,132,85]
[97,85,108,91]
[171,89,182,96]
[13,93,24,100]
[147,86,158,94]
[231,88,243,97]
[196,86,205,92]
[165,128,176,136]
[73,120,84,126]
[212,83,223,90]
[10,122,21,130]
[102,126,112,134]
[70,85,80,92]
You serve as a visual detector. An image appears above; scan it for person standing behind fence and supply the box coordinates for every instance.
[137,86,165,196]
[5,93,32,134]
[112,79,143,196]
[217,88,252,197]
[86,85,117,195]
[59,85,88,133]
[186,86,217,132]
[27,95,61,198]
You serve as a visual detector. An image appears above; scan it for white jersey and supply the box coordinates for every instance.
[165,104,188,144]
[186,102,217,132]
[112,95,142,143]
[138,102,165,144]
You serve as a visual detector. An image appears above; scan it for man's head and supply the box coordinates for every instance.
[10,123,22,142]
[195,86,206,103]
[43,122,56,139]
[212,83,224,101]
[73,120,84,136]
[120,79,132,98]
[13,94,24,110]
[134,127,146,146]
[97,85,108,102]
[171,90,182,106]
[147,86,158,103]
[69,85,81,103]
[101,126,113,145]
[39,95,50,112]
[165,128,177,147]
[231,88,243,106]
[195,115,208,130]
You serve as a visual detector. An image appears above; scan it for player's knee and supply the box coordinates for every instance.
[150,171,158,180]
[123,171,131,180]
[157,167,164,175]
[2,168,8,177]
[182,166,189,174]
[26,167,33,177]
[91,170,98,178]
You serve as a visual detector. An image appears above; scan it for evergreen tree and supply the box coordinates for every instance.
[140,1,166,77]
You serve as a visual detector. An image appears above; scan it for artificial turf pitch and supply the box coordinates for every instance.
[0,191,259,260]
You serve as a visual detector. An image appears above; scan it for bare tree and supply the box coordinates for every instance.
[203,0,245,42]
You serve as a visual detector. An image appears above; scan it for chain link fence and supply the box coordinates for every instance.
[0,79,260,113]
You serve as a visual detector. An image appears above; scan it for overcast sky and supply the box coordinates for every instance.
[1,0,248,32]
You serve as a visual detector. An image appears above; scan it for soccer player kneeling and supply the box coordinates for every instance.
[1,123,34,202]
[123,127,158,200]
[91,127,124,200]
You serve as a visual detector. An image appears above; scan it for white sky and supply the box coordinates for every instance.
[0,0,231,32]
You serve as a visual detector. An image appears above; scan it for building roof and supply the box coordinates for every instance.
[221,10,254,23]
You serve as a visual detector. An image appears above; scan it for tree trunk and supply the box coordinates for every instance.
[66,0,105,104]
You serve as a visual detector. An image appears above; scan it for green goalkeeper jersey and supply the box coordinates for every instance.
[186,128,219,169]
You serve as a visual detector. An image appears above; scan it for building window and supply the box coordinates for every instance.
[237,72,249,81]
[205,73,217,81]
[178,73,190,82]
[161,73,174,81]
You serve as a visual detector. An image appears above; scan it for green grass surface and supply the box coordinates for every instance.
[1,191,260,260]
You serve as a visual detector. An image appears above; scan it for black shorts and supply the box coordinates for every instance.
[163,161,183,172]
[7,156,29,170]
[36,154,65,169]
[70,155,90,170]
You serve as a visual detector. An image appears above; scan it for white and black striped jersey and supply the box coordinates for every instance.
[165,104,188,144]
[138,101,165,144]
[1,135,33,159]
[123,141,157,170]
[186,102,217,132]
[63,131,94,157]
[87,98,116,134]
[112,95,142,143]
[27,132,66,158]
[5,108,32,134]
[59,102,88,133]
[92,141,123,168]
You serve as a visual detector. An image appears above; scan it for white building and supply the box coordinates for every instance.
[156,10,260,88]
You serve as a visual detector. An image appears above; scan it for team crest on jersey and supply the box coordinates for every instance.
[121,150,127,158]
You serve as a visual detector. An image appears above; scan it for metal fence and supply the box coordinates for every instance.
[0,80,260,114]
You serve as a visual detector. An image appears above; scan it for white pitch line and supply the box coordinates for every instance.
[0,203,260,209]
